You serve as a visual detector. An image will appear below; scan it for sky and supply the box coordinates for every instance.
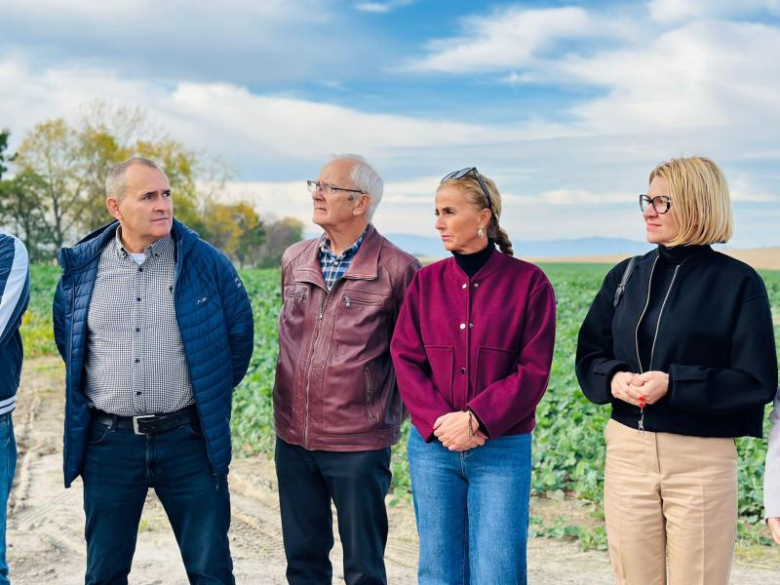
[1,0,780,248]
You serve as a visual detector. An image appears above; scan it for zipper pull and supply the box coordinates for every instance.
[344,296,352,308]
[638,408,645,434]
[317,310,324,320]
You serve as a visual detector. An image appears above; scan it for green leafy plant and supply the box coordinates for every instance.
[23,263,780,548]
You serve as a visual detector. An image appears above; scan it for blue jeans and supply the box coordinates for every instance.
[0,414,16,585]
[81,419,233,585]
[408,426,532,585]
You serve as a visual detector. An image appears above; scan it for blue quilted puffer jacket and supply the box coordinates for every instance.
[53,220,254,487]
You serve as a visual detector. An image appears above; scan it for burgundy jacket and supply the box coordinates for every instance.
[274,225,421,451]
[390,251,556,441]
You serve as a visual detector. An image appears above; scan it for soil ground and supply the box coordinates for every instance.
[6,358,780,584]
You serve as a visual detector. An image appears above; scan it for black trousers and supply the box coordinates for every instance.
[275,437,392,585]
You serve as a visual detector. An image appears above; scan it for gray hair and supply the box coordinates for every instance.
[105,156,162,200]
[332,154,383,221]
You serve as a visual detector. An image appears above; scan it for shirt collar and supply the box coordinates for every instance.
[319,229,367,259]
[114,227,174,260]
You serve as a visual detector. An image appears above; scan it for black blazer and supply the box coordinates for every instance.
[576,246,777,438]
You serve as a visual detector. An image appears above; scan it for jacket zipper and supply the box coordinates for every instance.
[343,295,381,308]
[634,256,658,432]
[303,296,327,447]
[173,239,183,296]
[64,259,76,471]
[634,258,680,432]
[303,276,341,447]
[648,266,680,371]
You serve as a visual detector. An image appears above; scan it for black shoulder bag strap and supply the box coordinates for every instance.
[613,256,639,308]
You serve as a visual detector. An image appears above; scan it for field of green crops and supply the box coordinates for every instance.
[22,262,780,548]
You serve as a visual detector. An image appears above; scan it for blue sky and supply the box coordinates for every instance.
[2,0,780,247]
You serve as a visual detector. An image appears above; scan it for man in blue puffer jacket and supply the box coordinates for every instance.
[0,233,29,585]
[53,157,253,585]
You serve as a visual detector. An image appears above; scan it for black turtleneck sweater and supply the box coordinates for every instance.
[637,245,708,371]
[451,242,496,432]
[452,241,495,278]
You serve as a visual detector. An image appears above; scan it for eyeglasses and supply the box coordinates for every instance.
[639,194,672,214]
[440,167,492,210]
[307,180,365,197]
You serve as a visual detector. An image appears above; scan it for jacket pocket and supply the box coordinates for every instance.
[273,367,294,429]
[331,291,388,360]
[365,365,379,424]
[342,294,382,309]
[475,346,516,393]
[279,284,310,355]
[424,345,455,405]
[283,284,309,303]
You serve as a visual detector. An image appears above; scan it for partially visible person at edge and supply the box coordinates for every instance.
[0,233,30,585]
[53,157,253,585]
[273,154,420,585]
[390,167,556,585]
[576,156,777,585]
[765,388,780,544]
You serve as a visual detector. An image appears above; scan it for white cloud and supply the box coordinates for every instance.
[647,0,780,24]
[404,6,593,73]
[502,71,545,85]
[0,55,542,164]
[560,20,780,133]
[538,189,627,206]
[0,1,364,87]
[355,0,414,14]
[2,0,328,25]
[728,172,779,202]
[4,3,780,248]
[401,5,780,141]
[163,82,533,162]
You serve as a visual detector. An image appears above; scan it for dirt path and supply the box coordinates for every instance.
[6,358,780,584]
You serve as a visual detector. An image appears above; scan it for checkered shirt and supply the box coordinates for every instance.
[318,230,367,290]
[84,229,195,416]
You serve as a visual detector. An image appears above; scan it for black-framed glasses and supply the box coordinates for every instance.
[307,180,365,197]
[639,194,672,214]
[440,167,492,210]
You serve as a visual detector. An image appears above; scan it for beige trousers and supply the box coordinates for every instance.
[603,418,738,585]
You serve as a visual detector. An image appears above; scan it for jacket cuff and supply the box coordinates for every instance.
[592,360,631,403]
[468,408,488,437]
[413,407,452,443]
[466,401,498,438]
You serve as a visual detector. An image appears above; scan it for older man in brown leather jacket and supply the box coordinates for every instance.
[274,154,420,585]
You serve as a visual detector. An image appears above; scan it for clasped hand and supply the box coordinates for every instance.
[433,411,488,452]
[611,371,669,408]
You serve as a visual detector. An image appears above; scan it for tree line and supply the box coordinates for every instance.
[0,102,303,267]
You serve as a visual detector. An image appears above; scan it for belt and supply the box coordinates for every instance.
[91,404,199,436]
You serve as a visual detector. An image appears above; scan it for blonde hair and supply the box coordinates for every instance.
[649,156,733,246]
[439,172,514,256]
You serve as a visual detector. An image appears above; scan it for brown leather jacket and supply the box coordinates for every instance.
[274,225,421,451]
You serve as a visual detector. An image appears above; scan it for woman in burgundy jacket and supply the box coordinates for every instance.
[390,168,556,585]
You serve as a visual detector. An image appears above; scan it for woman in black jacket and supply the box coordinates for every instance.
[576,156,777,585]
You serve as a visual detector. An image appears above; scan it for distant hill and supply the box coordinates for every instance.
[383,234,653,259]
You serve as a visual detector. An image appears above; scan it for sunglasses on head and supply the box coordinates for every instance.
[440,167,492,210]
